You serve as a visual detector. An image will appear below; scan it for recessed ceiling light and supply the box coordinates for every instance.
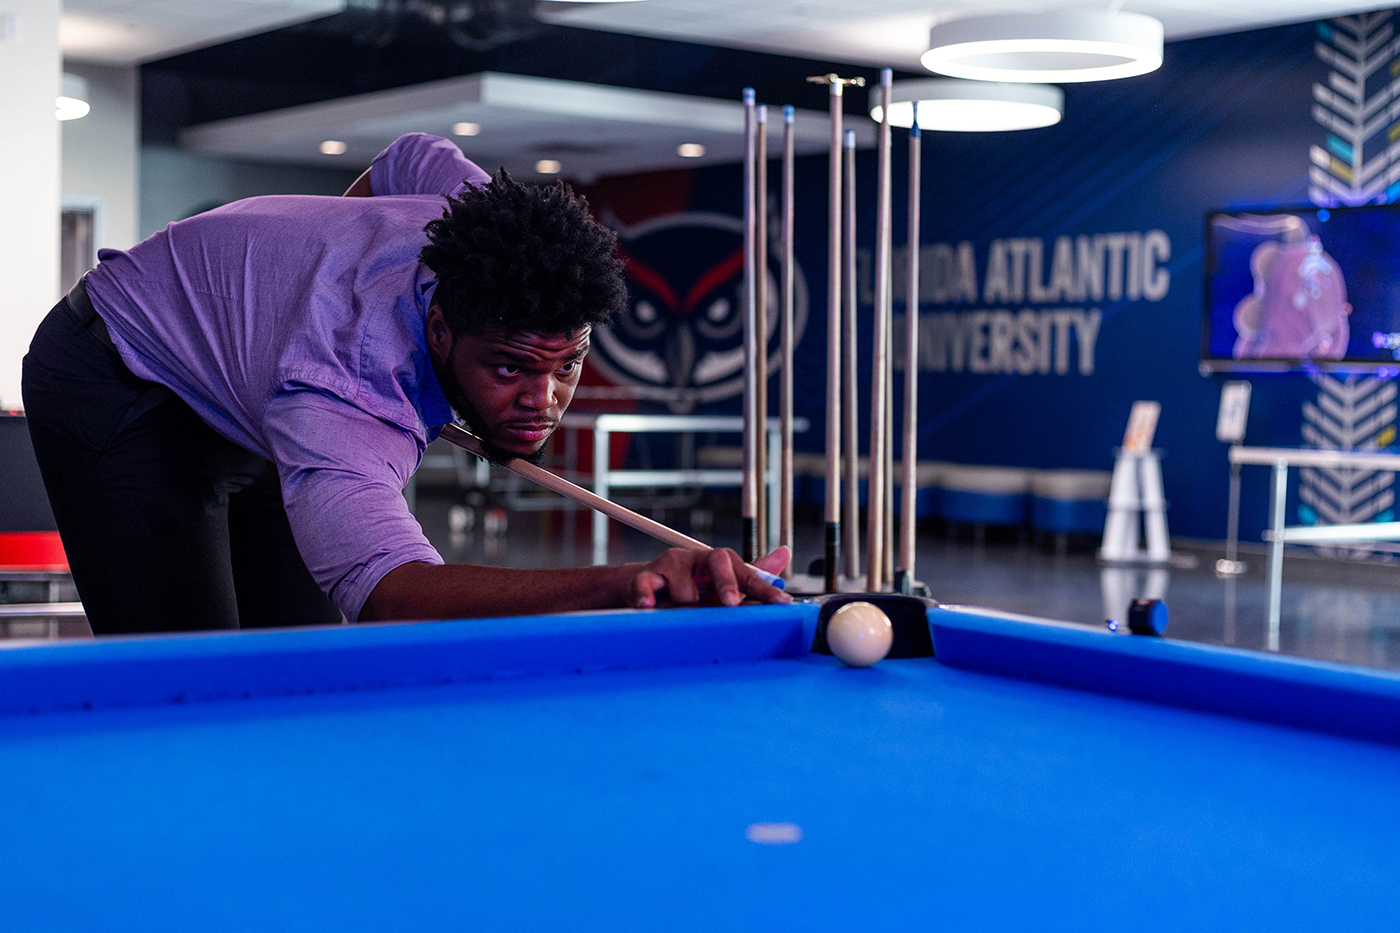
[922,11,1163,83]
[56,73,89,121]
[871,79,1063,132]
[320,140,348,155]
[677,143,706,158]
[452,122,481,137]
[535,159,562,174]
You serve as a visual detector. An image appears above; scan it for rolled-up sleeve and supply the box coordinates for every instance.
[369,133,492,197]
[264,390,443,622]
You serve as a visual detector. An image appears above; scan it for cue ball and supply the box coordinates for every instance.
[826,601,894,667]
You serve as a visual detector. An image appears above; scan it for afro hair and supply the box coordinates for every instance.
[419,169,625,337]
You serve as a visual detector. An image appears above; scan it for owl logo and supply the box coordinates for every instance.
[590,210,809,412]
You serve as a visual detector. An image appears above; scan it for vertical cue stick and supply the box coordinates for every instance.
[755,104,769,555]
[841,128,860,583]
[810,74,843,594]
[884,247,895,586]
[741,88,759,564]
[866,69,893,594]
[901,106,921,584]
[780,105,796,567]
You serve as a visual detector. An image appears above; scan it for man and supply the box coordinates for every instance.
[23,133,788,635]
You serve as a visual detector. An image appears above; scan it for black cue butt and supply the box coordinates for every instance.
[824,521,839,593]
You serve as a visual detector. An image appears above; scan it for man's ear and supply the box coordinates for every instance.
[426,303,453,363]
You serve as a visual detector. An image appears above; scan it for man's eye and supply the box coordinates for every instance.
[496,365,520,377]
[558,361,580,375]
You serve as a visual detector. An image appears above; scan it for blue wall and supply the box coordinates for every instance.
[584,13,1398,542]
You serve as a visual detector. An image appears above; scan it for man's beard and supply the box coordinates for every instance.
[436,358,550,466]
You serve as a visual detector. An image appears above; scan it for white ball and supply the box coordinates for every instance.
[825,601,893,667]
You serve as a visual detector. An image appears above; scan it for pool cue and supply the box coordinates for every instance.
[438,425,784,587]
[884,255,895,586]
[755,104,769,554]
[779,105,796,570]
[841,128,861,583]
[900,107,921,586]
[807,74,844,593]
[741,88,759,564]
[866,68,893,594]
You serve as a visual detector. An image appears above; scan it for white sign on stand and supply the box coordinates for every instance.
[1216,381,1251,444]
[1216,380,1252,576]
[1122,400,1161,454]
[1100,401,1172,565]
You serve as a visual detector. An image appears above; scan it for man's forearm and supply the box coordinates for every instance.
[360,560,637,622]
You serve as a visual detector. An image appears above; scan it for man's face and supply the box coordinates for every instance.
[428,306,589,462]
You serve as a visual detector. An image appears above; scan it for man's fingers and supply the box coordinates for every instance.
[738,564,791,603]
[734,547,791,603]
[666,553,701,605]
[634,547,792,609]
[706,548,743,606]
[753,545,791,575]
[631,570,666,609]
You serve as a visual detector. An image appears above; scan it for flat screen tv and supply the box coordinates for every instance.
[1201,203,1400,371]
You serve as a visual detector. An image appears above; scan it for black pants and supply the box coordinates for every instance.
[21,281,343,634]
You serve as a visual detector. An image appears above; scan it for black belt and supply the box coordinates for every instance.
[66,276,117,352]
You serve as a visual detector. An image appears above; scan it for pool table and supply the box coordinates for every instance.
[1,596,1397,931]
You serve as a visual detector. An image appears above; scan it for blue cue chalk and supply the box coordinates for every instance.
[1127,598,1168,636]
[755,569,786,590]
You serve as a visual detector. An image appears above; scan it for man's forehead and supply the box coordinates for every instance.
[480,327,591,355]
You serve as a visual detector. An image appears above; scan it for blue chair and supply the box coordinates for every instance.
[1030,469,1111,552]
[937,464,1033,542]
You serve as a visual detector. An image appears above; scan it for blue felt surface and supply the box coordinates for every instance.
[929,605,1400,745]
[4,604,1400,930]
[1,650,1398,931]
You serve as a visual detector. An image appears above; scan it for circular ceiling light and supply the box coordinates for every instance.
[452,122,481,136]
[871,79,1063,132]
[677,143,706,158]
[319,140,348,155]
[922,11,1163,83]
[535,159,562,174]
[56,73,90,121]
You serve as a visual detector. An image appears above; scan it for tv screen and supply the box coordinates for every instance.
[1202,203,1400,370]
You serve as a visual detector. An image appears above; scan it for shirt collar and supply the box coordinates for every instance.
[416,278,456,434]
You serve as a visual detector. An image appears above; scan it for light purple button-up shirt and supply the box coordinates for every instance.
[84,134,491,621]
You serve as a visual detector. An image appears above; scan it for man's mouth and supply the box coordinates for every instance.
[499,421,555,445]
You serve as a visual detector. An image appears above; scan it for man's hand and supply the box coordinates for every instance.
[627,546,791,609]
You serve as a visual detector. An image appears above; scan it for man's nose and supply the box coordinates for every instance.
[519,375,557,409]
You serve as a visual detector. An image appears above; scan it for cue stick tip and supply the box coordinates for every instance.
[784,104,794,122]
[744,87,755,103]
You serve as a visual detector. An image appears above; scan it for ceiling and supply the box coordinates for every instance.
[180,71,876,182]
[62,0,345,64]
[543,1,1387,71]
[63,0,1384,67]
[61,0,1389,183]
